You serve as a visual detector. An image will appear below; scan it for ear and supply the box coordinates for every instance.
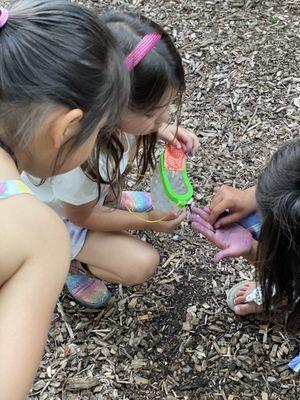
[52,109,84,149]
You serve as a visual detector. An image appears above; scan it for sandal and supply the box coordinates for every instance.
[226,280,263,311]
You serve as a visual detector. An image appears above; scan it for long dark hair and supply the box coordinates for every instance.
[85,10,186,201]
[256,139,300,332]
[0,0,128,172]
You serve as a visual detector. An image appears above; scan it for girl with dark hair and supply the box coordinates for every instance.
[190,139,300,333]
[23,10,199,308]
[0,0,127,396]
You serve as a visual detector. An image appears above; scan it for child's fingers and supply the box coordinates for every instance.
[191,207,210,222]
[215,212,242,228]
[178,136,192,154]
[191,207,210,220]
[160,126,182,148]
[191,222,216,243]
[189,214,214,232]
[190,134,200,155]
[208,201,229,225]
[166,131,182,148]
[171,136,182,149]
[175,210,187,225]
[186,137,194,154]
[210,190,223,209]
[163,210,186,231]
[190,206,202,215]
[177,127,194,149]
[196,207,211,222]
[213,248,232,263]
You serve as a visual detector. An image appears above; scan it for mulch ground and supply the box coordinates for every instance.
[4,0,299,398]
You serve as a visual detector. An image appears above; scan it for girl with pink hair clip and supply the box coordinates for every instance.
[23,11,199,308]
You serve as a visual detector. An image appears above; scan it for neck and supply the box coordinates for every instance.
[0,148,20,180]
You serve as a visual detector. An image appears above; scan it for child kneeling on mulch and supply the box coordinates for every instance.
[190,139,300,334]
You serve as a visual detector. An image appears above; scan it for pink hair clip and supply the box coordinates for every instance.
[0,8,9,29]
[125,33,161,71]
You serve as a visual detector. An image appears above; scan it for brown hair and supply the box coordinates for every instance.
[84,10,186,204]
[256,139,300,333]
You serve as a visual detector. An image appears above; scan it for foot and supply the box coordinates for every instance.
[233,280,263,315]
[65,273,111,309]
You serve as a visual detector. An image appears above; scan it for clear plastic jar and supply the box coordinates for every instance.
[150,169,180,212]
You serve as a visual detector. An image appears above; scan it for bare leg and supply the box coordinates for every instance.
[0,200,70,399]
[77,231,159,285]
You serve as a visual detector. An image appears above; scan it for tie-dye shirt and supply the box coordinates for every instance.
[0,179,33,199]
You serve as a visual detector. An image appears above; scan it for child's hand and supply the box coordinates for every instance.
[208,186,257,228]
[158,123,199,156]
[190,207,253,262]
[146,209,186,233]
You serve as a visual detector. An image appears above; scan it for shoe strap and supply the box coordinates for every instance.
[245,287,263,305]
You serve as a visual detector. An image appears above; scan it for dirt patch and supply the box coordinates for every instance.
[3,0,299,398]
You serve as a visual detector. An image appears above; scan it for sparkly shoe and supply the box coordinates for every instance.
[65,273,111,309]
[119,191,153,213]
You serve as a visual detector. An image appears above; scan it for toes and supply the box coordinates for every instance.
[234,281,255,299]
[241,282,252,290]
[236,287,248,296]
[234,302,259,316]
[229,280,262,316]
[235,285,251,298]
[235,294,247,304]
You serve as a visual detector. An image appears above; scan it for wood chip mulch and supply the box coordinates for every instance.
[6,0,298,398]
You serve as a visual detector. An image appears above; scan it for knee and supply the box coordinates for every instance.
[125,246,159,285]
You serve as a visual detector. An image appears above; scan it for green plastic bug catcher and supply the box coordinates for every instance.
[150,144,193,212]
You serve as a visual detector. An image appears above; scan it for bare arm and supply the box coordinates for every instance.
[62,200,187,233]
[63,199,148,232]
